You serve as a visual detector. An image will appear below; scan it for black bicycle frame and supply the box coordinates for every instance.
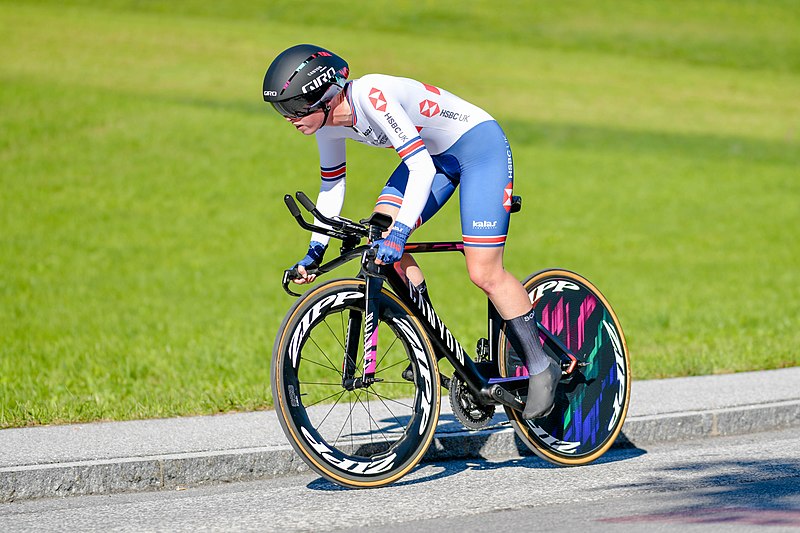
[380,243,502,397]
[355,242,578,412]
[282,191,579,412]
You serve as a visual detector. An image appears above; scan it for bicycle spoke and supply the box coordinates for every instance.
[367,389,374,447]
[313,389,349,432]
[305,334,344,376]
[370,389,414,411]
[375,335,400,369]
[321,316,347,353]
[301,356,342,375]
[375,358,408,376]
[374,380,416,388]
[333,389,362,448]
[371,390,408,433]
[304,389,347,409]
[356,390,393,445]
[349,391,354,451]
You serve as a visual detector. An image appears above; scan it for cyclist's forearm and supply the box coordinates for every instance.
[310,176,346,245]
[394,156,435,230]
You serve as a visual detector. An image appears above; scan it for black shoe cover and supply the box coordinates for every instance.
[522,360,561,420]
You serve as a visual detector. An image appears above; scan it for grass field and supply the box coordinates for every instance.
[1,1,798,428]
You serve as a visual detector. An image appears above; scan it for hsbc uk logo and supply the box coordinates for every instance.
[369,88,387,112]
[440,110,470,122]
[416,101,470,122]
[419,99,440,118]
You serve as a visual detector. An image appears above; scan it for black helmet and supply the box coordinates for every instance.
[263,44,349,118]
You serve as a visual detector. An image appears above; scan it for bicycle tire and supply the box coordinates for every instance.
[272,278,441,488]
[499,269,631,465]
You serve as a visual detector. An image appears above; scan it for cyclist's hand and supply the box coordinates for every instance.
[292,264,317,284]
[375,222,412,265]
[291,240,327,284]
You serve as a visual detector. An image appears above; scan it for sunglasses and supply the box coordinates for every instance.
[271,93,324,119]
[271,83,344,119]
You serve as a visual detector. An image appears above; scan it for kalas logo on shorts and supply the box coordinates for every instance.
[369,88,387,112]
[419,99,440,118]
[472,220,498,229]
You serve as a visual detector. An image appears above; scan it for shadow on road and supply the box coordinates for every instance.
[599,457,800,527]
[306,426,647,491]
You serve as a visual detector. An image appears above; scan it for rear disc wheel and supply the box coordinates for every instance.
[499,269,631,465]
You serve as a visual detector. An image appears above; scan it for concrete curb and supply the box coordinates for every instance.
[2,399,798,502]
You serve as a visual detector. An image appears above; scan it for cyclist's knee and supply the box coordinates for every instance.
[467,265,505,294]
[464,247,505,293]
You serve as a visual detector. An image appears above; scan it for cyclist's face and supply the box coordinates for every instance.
[287,109,325,135]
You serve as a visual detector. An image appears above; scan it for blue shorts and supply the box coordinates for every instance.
[376,120,514,248]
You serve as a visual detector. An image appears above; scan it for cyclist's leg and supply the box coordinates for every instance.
[451,121,527,317]
[462,246,531,319]
[455,121,560,419]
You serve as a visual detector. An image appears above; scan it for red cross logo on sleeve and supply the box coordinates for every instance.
[503,182,513,212]
[419,99,440,118]
[369,88,387,112]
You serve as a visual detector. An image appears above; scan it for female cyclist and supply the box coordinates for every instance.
[263,44,559,419]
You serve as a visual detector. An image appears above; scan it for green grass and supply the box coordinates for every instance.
[1,1,798,428]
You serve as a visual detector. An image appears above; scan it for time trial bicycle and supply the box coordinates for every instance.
[272,191,631,488]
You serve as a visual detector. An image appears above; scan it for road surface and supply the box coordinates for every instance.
[2,427,799,532]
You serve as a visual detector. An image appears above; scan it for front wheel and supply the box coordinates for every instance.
[272,279,441,488]
[499,269,631,465]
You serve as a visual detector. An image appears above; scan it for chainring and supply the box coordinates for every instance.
[448,374,495,431]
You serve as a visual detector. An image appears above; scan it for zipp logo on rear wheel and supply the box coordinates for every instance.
[529,279,580,305]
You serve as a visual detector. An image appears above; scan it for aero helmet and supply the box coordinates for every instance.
[263,44,349,119]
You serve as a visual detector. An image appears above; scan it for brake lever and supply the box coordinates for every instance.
[281,268,302,297]
[361,247,387,279]
[281,266,320,297]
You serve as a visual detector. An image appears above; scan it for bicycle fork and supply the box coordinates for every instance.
[341,252,384,390]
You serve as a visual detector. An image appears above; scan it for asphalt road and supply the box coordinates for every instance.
[2,427,799,532]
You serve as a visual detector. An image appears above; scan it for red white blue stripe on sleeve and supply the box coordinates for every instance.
[374,194,423,227]
[395,137,426,161]
[462,234,507,248]
[320,162,346,182]
[376,193,403,210]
